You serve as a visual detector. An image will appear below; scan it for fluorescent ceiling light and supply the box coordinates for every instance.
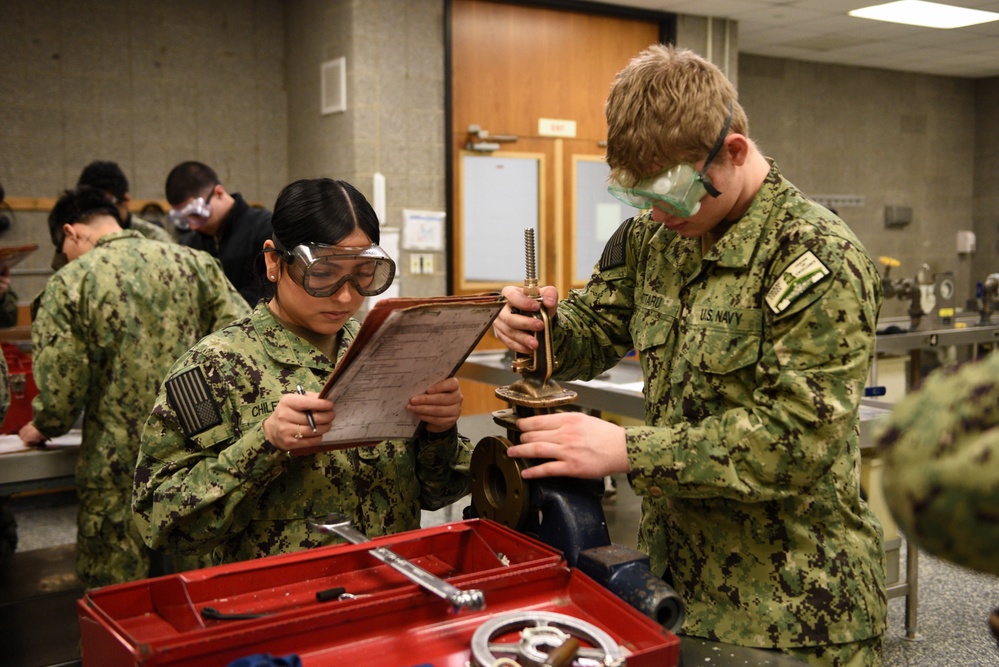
[849,1,999,29]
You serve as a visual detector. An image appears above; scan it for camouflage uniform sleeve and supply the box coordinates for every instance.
[132,348,289,556]
[30,279,90,437]
[0,289,18,328]
[131,216,175,244]
[414,426,473,511]
[196,254,251,330]
[877,351,999,576]
[630,236,882,502]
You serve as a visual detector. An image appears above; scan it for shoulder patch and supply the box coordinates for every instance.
[165,367,223,437]
[599,218,633,272]
[765,250,831,314]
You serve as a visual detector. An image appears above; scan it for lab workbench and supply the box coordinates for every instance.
[459,350,894,446]
[0,435,83,667]
[0,432,81,497]
[0,446,77,496]
[873,320,999,392]
[458,350,646,420]
[457,351,920,638]
[875,321,999,357]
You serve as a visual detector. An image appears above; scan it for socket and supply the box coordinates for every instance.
[409,253,435,275]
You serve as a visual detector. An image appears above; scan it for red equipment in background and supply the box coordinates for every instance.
[1,342,37,434]
[77,519,680,667]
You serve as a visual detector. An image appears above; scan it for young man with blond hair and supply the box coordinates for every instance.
[493,44,887,667]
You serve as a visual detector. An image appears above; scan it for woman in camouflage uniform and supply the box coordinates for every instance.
[133,178,471,565]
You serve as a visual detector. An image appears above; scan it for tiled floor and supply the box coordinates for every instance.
[3,414,997,667]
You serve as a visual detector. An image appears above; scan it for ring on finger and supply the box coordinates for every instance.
[295,425,303,439]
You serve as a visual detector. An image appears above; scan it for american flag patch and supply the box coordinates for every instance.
[599,218,632,272]
[165,367,222,436]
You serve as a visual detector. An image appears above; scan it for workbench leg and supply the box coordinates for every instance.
[903,543,922,641]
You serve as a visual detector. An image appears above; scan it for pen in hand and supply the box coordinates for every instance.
[297,384,318,433]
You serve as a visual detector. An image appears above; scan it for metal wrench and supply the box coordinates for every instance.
[309,513,486,612]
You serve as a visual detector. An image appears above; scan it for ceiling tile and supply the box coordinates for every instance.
[598,0,999,77]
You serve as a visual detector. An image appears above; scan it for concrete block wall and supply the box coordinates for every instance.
[739,55,981,320]
[285,0,448,298]
[0,0,288,301]
[973,77,999,290]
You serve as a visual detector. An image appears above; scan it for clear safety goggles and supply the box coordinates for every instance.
[167,194,212,231]
[608,163,715,218]
[274,238,396,297]
[607,101,734,219]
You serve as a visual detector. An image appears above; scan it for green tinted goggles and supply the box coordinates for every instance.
[607,101,733,219]
[608,164,712,218]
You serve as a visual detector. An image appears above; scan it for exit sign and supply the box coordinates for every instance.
[538,118,577,138]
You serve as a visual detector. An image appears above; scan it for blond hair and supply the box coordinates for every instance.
[605,44,748,185]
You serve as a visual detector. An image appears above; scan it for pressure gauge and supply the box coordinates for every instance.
[938,278,955,300]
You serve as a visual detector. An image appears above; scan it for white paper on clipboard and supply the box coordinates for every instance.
[304,293,505,451]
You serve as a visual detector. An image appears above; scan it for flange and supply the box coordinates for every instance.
[470,436,531,529]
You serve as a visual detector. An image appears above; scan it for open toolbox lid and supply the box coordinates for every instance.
[79,519,680,666]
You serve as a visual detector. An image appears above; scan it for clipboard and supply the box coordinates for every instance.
[298,292,506,452]
[0,244,38,271]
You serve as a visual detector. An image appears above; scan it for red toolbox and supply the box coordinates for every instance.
[1,342,37,434]
[78,519,679,666]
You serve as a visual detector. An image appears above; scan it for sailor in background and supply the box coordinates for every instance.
[20,187,247,588]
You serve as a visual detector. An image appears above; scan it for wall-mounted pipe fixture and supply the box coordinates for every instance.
[466,124,518,152]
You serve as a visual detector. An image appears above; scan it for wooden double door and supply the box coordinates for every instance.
[449,0,669,298]
[448,0,670,413]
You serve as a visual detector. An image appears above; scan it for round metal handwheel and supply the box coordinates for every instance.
[469,610,626,667]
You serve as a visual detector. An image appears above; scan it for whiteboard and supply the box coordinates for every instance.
[575,158,624,282]
[461,154,540,283]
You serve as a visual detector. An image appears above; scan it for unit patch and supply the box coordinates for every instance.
[166,367,222,436]
[765,251,830,314]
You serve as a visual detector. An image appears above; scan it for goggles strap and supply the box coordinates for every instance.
[271,235,297,263]
[699,101,734,198]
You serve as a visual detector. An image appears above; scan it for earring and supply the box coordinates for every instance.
[269,275,276,281]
